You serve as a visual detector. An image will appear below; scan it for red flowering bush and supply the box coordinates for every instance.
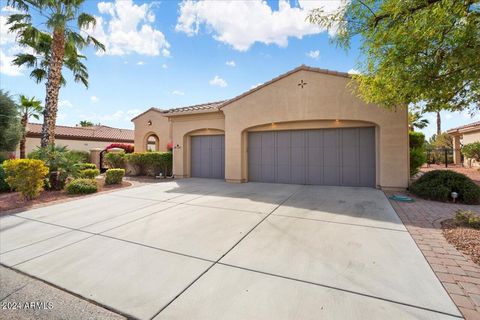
[167,142,173,151]
[105,143,134,153]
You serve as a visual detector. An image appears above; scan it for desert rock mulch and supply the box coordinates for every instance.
[0,180,131,215]
[442,220,480,265]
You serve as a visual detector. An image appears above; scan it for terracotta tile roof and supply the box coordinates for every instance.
[131,65,352,120]
[447,121,480,134]
[26,123,134,142]
[162,101,226,115]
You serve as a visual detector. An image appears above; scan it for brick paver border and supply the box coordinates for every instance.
[388,194,480,320]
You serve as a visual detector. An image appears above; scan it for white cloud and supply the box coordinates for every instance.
[250,83,263,89]
[58,100,73,108]
[84,0,170,56]
[137,61,145,65]
[306,50,320,59]
[90,96,99,103]
[348,68,360,75]
[1,6,21,14]
[80,108,140,124]
[209,75,227,87]
[172,90,185,96]
[0,49,23,76]
[226,60,236,67]
[176,0,343,51]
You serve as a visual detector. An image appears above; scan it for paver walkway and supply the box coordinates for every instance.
[389,195,480,320]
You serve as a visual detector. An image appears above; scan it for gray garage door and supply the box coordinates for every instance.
[191,135,225,179]
[248,128,375,187]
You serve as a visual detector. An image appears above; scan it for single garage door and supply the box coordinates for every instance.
[191,135,225,179]
[248,127,375,187]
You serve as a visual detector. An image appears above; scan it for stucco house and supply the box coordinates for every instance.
[447,121,480,167]
[16,123,134,158]
[132,65,409,190]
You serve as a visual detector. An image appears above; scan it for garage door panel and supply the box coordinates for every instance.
[191,135,224,179]
[248,128,375,187]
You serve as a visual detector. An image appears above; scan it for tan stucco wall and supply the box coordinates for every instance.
[220,70,408,189]
[454,129,480,167]
[134,69,409,189]
[15,137,128,158]
[170,112,225,178]
[132,109,171,152]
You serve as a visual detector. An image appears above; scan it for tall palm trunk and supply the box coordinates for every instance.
[436,111,441,135]
[19,113,28,159]
[41,27,65,147]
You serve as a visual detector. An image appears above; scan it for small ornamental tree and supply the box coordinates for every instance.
[462,142,480,163]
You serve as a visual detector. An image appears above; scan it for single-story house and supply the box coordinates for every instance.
[132,65,409,190]
[447,121,480,167]
[16,123,134,158]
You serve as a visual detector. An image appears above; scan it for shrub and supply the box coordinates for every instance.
[125,152,172,176]
[409,131,425,149]
[2,159,49,199]
[105,168,125,184]
[462,142,480,163]
[0,165,11,192]
[28,145,80,190]
[66,178,98,194]
[454,210,480,229]
[76,163,97,170]
[80,168,100,179]
[105,143,134,153]
[66,150,89,163]
[410,147,426,176]
[410,170,480,204]
[105,151,125,168]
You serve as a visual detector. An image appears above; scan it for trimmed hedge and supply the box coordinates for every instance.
[409,131,425,149]
[105,168,125,185]
[410,147,426,176]
[2,159,49,199]
[410,170,480,204]
[66,178,98,194]
[76,163,97,170]
[105,152,125,169]
[125,152,172,176]
[80,168,100,179]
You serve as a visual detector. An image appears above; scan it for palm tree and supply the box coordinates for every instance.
[6,0,105,147]
[408,110,429,132]
[18,95,43,159]
[79,120,94,127]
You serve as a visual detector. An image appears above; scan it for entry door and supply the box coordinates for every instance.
[248,128,375,187]
[191,135,225,179]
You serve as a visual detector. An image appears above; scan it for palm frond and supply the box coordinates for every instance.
[6,13,31,24]
[77,13,96,29]
[86,35,105,52]
[12,53,37,68]
[30,68,47,83]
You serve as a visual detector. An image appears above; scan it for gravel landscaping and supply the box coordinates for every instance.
[442,220,480,265]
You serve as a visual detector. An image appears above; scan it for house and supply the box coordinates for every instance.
[132,65,409,190]
[447,121,480,167]
[16,123,134,157]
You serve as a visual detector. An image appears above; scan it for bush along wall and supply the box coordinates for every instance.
[2,159,49,199]
[409,131,426,176]
[125,152,172,177]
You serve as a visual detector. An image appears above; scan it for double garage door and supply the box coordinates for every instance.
[190,128,375,187]
[248,127,376,187]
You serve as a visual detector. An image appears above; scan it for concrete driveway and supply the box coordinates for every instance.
[0,179,461,320]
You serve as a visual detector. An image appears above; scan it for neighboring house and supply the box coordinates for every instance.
[16,123,134,158]
[132,65,409,190]
[447,121,480,167]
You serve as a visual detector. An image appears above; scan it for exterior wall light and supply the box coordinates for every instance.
[147,120,152,126]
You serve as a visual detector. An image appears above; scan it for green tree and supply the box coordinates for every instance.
[0,91,22,152]
[309,0,480,115]
[6,0,105,148]
[408,108,429,131]
[18,95,43,159]
[79,120,93,127]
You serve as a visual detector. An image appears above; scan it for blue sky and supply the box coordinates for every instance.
[0,0,477,137]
